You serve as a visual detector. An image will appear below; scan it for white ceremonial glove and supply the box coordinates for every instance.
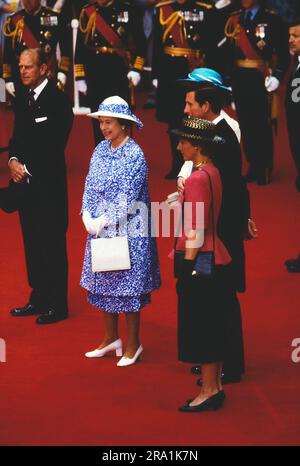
[6,82,15,97]
[152,79,158,88]
[82,211,107,236]
[76,80,88,95]
[127,70,141,87]
[57,72,67,87]
[265,76,280,93]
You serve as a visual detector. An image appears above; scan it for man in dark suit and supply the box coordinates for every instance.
[177,68,258,384]
[285,18,300,273]
[0,47,74,323]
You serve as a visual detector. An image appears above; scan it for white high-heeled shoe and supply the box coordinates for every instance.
[85,338,123,358]
[117,345,143,367]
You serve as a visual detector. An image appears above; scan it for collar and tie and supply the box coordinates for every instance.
[28,89,36,109]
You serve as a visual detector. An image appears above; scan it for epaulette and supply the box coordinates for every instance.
[196,2,213,10]
[229,9,242,16]
[155,1,174,9]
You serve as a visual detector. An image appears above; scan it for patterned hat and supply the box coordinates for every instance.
[87,96,143,130]
[171,116,225,144]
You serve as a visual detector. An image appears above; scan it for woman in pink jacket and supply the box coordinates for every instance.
[172,116,232,412]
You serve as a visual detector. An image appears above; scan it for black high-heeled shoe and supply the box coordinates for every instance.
[186,390,226,405]
[180,391,225,413]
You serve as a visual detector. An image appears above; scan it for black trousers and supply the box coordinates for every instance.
[233,69,274,177]
[19,182,68,315]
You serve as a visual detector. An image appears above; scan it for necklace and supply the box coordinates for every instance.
[194,160,209,170]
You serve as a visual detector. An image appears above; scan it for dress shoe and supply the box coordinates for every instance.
[197,373,241,387]
[285,258,300,273]
[191,365,202,375]
[85,339,123,358]
[186,390,225,405]
[36,310,67,324]
[10,303,39,317]
[179,391,224,412]
[117,344,143,367]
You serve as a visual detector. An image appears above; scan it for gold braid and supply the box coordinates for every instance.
[3,17,25,49]
[159,8,187,44]
[79,9,96,45]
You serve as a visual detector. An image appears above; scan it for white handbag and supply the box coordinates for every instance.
[91,235,131,273]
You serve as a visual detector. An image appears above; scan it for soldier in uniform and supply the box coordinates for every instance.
[152,0,215,179]
[74,0,147,145]
[222,0,290,185]
[2,0,72,97]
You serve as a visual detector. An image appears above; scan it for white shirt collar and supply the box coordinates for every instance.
[31,78,48,100]
[213,110,241,143]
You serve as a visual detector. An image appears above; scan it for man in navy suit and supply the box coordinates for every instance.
[285,18,300,273]
[0,48,74,322]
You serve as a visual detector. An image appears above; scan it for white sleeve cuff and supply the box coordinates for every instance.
[8,157,19,165]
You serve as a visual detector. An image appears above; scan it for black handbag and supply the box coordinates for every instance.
[174,169,215,279]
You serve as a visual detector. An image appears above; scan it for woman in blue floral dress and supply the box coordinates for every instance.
[81,96,161,367]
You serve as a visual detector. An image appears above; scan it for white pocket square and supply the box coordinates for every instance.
[35,116,48,123]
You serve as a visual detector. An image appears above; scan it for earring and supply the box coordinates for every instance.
[122,126,125,130]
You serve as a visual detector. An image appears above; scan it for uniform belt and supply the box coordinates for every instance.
[163,46,203,60]
[95,46,127,55]
[236,59,266,72]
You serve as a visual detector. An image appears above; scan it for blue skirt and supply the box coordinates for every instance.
[88,292,151,313]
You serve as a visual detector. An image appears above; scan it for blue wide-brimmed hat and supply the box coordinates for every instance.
[87,96,143,130]
[178,68,231,92]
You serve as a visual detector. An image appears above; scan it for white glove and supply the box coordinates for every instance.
[127,70,141,87]
[6,82,15,97]
[265,76,280,93]
[82,211,107,236]
[152,79,158,89]
[76,80,88,95]
[57,72,67,87]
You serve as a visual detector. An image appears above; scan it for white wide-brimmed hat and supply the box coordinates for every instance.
[87,96,143,130]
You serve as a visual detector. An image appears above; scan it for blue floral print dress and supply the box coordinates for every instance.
[81,137,161,313]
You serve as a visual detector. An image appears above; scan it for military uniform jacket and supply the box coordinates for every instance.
[2,6,72,84]
[223,7,290,81]
[74,1,146,82]
[152,0,214,123]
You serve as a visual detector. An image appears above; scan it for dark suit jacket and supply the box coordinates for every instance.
[215,119,250,293]
[8,80,74,230]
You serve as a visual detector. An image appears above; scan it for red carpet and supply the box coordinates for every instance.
[0,95,300,446]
